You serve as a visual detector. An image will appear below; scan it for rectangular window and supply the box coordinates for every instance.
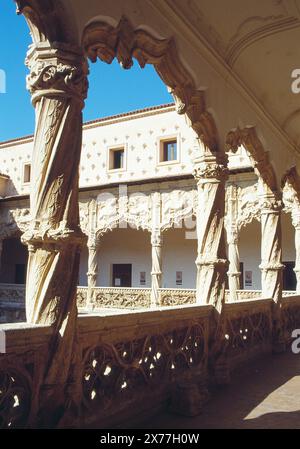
[109,147,125,170]
[161,139,177,162]
[23,163,31,183]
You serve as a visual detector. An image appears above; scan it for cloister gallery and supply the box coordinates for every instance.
[1,0,300,429]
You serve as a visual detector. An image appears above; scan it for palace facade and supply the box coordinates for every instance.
[0,103,298,323]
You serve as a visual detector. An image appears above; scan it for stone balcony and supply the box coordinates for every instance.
[1,293,299,428]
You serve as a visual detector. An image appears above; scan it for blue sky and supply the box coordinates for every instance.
[0,1,172,142]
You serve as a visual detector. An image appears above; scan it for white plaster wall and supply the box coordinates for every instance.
[0,105,248,198]
[238,214,296,290]
[239,219,261,290]
[162,227,197,288]
[78,225,197,288]
[79,227,152,287]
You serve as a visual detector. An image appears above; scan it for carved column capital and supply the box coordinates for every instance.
[193,155,229,184]
[26,43,88,108]
[259,194,283,215]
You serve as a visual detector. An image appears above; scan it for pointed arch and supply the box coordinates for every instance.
[82,16,219,153]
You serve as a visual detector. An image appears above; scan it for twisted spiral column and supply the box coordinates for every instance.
[21,43,88,421]
[227,227,241,302]
[193,155,229,313]
[151,231,162,307]
[87,237,99,308]
[259,195,283,302]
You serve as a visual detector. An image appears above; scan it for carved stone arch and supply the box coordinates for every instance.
[282,166,300,220]
[15,0,78,44]
[82,16,219,153]
[226,126,278,194]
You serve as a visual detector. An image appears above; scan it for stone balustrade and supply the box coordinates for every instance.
[1,295,299,428]
[0,284,298,324]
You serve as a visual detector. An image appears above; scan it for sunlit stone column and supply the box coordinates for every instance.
[21,43,88,419]
[151,192,162,307]
[87,235,99,308]
[226,183,240,302]
[193,153,229,313]
[227,227,240,302]
[259,194,283,301]
[292,209,300,294]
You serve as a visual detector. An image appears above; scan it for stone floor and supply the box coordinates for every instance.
[138,352,300,429]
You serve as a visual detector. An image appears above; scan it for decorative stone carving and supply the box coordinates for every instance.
[159,289,196,306]
[92,287,151,309]
[259,194,283,302]
[82,16,219,151]
[237,183,261,229]
[225,184,240,302]
[193,153,229,313]
[87,235,99,307]
[151,192,162,307]
[226,126,277,193]
[17,40,88,425]
[161,189,196,231]
[82,321,207,416]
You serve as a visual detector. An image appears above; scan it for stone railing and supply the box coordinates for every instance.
[158,288,196,306]
[90,286,151,309]
[0,284,26,324]
[223,298,273,371]
[281,294,300,344]
[0,304,212,428]
[1,295,300,428]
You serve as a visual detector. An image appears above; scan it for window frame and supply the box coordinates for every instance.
[157,134,180,166]
[22,162,31,185]
[107,144,127,172]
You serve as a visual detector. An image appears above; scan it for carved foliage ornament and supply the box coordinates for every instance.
[82,16,219,152]
[226,126,277,192]
[26,44,89,106]
[193,163,229,182]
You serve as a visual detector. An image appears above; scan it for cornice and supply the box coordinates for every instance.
[148,0,299,157]
[0,103,175,149]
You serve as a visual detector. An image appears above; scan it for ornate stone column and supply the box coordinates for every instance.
[151,192,162,307]
[226,184,240,302]
[259,194,283,301]
[21,42,88,423]
[227,227,240,302]
[151,230,162,307]
[259,193,284,352]
[292,208,300,294]
[87,235,99,308]
[193,153,229,313]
